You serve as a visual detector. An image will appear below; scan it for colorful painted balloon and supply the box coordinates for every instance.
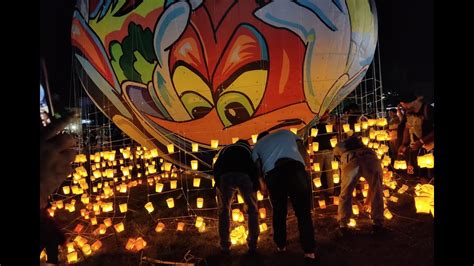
[72,0,377,169]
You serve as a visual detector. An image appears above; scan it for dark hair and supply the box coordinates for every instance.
[257,131,269,141]
[236,139,250,146]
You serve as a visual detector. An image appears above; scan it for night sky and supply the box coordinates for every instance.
[40,0,434,107]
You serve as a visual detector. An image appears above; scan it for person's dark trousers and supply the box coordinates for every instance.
[40,209,65,264]
[265,159,315,253]
[217,172,259,251]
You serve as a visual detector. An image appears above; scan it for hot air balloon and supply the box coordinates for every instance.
[72,0,378,169]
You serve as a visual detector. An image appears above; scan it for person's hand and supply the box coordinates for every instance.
[398,145,407,156]
[410,141,423,151]
[40,112,78,208]
[423,142,434,151]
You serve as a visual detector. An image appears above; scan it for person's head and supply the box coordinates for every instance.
[388,109,397,118]
[236,139,250,147]
[257,131,269,141]
[399,90,426,114]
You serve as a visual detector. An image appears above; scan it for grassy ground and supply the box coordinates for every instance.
[54,174,433,266]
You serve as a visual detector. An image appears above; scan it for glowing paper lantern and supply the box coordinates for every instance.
[312,163,321,172]
[384,209,393,220]
[333,174,340,184]
[333,197,339,205]
[155,183,164,193]
[114,222,125,233]
[348,218,357,227]
[166,198,175,208]
[67,252,78,263]
[311,128,318,137]
[145,202,154,213]
[155,222,165,232]
[170,180,177,189]
[354,123,361,132]
[257,191,264,201]
[343,124,350,133]
[191,160,198,170]
[232,209,240,222]
[352,205,359,215]
[259,223,268,232]
[312,142,319,152]
[237,194,244,204]
[193,177,201,187]
[91,240,102,251]
[318,199,326,209]
[177,222,185,231]
[313,177,322,188]
[330,138,338,148]
[167,144,175,154]
[251,134,258,144]
[195,217,204,228]
[259,208,266,219]
[326,124,334,133]
[331,161,339,170]
[196,197,204,208]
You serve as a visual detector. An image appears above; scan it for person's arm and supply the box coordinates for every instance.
[40,112,78,209]
[255,158,268,196]
[398,125,410,154]
[296,139,309,168]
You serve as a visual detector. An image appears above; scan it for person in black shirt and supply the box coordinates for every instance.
[213,140,259,254]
